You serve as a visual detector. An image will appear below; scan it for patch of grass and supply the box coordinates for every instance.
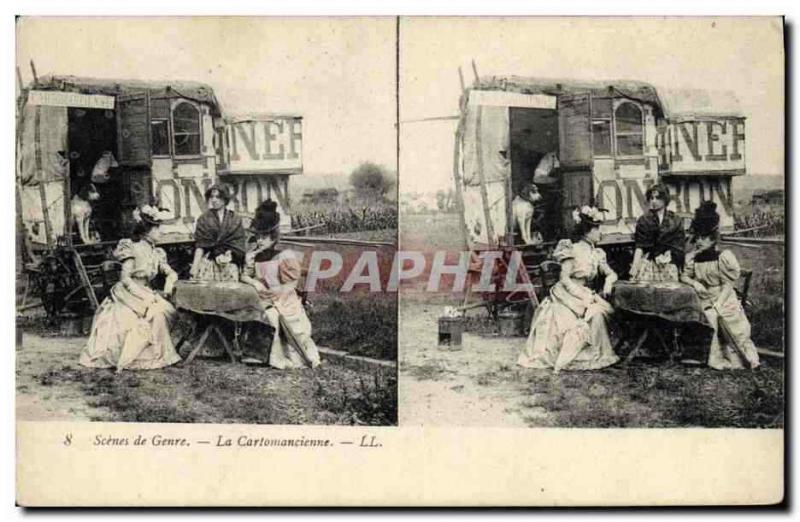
[47,358,397,426]
[309,294,396,361]
[519,361,784,428]
[312,370,397,426]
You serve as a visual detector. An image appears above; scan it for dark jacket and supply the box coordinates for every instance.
[634,209,686,269]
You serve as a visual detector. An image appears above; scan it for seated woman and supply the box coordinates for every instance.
[79,205,181,372]
[190,184,245,282]
[680,201,760,370]
[630,183,685,282]
[518,206,619,372]
[240,200,321,369]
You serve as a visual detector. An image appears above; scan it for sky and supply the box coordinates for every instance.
[400,17,784,193]
[16,17,398,177]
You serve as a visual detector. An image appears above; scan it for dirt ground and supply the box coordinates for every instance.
[399,296,542,427]
[16,333,112,421]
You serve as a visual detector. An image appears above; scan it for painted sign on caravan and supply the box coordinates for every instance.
[595,176,735,231]
[656,117,745,175]
[222,115,303,174]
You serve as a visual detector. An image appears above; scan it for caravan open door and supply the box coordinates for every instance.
[558,93,594,230]
[115,92,154,224]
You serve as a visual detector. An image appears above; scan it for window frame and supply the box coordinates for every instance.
[170,99,203,159]
[590,97,614,158]
[612,99,645,159]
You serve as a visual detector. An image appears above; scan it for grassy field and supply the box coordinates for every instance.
[18,333,396,425]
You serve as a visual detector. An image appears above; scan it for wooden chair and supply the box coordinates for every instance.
[527,260,561,302]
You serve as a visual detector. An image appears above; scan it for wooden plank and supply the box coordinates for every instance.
[451,104,470,251]
[183,325,213,364]
[474,105,496,248]
[72,249,99,309]
[33,106,54,248]
[558,93,593,168]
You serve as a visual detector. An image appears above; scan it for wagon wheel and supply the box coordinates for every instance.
[34,253,81,319]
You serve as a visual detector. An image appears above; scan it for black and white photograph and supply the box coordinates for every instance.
[398,17,785,429]
[12,13,786,508]
[15,17,398,427]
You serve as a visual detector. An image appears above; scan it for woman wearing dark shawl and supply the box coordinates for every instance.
[629,183,685,282]
[190,184,246,282]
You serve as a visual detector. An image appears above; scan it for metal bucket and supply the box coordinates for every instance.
[497,309,525,337]
[438,317,464,349]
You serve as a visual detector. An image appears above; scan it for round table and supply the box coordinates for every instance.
[612,281,714,363]
[173,280,266,363]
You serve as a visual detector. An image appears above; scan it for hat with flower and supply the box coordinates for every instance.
[571,205,607,226]
[132,203,171,226]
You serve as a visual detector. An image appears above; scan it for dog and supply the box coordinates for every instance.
[512,183,543,246]
[71,182,101,244]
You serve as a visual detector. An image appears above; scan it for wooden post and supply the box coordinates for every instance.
[33,106,54,248]
[452,112,469,252]
[29,60,38,85]
[506,152,514,247]
[474,105,496,249]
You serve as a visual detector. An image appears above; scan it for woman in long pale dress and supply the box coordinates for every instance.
[240,200,321,369]
[518,206,619,372]
[680,201,760,370]
[189,184,245,282]
[79,205,181,372]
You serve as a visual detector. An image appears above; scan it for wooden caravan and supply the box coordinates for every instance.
[454,76,745,251]
[453,76,747,317]
[16,74,304,318]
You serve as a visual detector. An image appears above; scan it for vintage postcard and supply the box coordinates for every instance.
[15,16,784,506]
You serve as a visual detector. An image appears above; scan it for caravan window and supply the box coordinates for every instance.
[614,101,644,156]
[591,98,613,156]
[150,98,170,156]
[172,101,201,156]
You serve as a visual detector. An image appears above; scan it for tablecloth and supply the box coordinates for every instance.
[174,280,265,323]
[612,281,713,331]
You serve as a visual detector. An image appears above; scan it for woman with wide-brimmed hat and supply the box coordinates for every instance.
[79,203,182,372]
[239,200,321,369]
[518,205,619,372]
[680,201,760,370]
[189,183,246,282]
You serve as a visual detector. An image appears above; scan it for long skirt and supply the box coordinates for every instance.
[518,283,618,372]
[258,294,321,369]
[79,283,181,372]
[634,258,680,283]
[704,293,760,370]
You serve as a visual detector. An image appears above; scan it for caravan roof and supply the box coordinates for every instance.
[471,76,664,114]
[470,76,744,120]
[33,75,223,116]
